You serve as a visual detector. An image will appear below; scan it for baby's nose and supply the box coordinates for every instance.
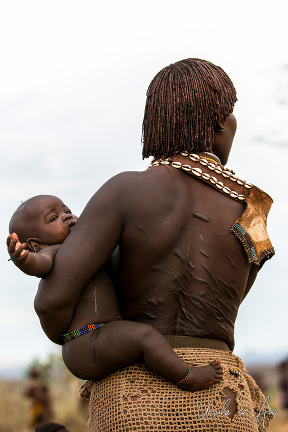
[63,213,72,220]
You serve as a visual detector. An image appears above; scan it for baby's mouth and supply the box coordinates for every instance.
[68,220,77,231]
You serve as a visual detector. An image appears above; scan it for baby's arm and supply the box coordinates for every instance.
[7,233,61,277]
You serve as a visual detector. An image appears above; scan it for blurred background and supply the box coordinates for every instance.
[0,0,287,430]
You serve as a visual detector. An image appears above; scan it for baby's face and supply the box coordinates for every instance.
[28,196,78,246]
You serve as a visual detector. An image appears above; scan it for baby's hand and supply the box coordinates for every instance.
[7,233,29,264]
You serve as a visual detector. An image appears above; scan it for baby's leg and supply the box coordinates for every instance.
[90,320,223,390]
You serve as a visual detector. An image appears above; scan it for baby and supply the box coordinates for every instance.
[7,194,223,390]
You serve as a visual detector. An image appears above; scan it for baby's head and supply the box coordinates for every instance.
[9,195,78,252]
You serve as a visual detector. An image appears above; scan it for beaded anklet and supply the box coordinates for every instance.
[177,365,192,385]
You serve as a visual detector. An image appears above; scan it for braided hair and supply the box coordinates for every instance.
[142,58,237,159]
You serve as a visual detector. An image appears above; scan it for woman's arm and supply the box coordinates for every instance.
[7,233,61,277]
[35,175,125,344]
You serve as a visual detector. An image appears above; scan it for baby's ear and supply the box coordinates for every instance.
[26,238,42,253]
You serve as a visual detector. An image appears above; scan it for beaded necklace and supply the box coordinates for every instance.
[198,155,220,164]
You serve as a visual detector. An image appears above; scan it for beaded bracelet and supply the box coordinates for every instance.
[177,365,192,384]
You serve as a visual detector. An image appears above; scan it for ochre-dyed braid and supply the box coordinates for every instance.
[142,58,237,159]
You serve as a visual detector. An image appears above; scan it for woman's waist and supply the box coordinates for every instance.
[164,335,230,351]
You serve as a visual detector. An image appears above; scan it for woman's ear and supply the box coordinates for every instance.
[214,121,226,132]
[212,113,237,165]
[26,238,42,253]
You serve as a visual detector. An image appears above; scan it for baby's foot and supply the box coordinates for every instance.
[177,359,223,391]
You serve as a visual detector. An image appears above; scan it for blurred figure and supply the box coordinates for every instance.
[35,422,70,432]
[249,370,267,394]
[279,357,288,409]
[24,367,54,428]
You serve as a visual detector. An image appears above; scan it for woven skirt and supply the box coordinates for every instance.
[79,347,274,431]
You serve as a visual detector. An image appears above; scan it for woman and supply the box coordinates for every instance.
[37,58,275,431]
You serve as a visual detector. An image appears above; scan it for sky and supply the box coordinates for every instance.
[0,0,287,375]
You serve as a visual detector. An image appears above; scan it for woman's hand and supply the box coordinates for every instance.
[7,233,29,264]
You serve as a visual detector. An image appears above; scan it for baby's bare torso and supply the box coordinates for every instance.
[66,267,120,332]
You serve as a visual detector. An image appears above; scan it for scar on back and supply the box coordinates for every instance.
[193,212,209,222]
[225,255,238,269]
[174,250,185,263]
[136,224,146,233]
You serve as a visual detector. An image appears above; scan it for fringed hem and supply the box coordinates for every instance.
[231,224,275,266]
